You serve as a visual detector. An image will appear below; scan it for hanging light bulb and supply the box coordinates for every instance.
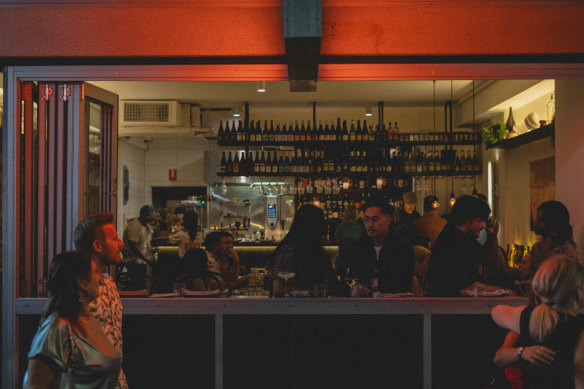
[365,105,373,117]
[449,193,456,207]
[257,81,266,93]
[472,186,478,196]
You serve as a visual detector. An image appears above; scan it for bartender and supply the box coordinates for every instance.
[123,204,158,290]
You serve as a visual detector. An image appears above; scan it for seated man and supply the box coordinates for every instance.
[348,198,414,296]
[427,195,503,297]
[411,195,447,248]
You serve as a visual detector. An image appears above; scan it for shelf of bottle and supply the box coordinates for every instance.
[486,123,554,150]
[217,170,480,178]
[218,139,481,148]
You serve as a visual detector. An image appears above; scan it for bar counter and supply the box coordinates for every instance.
[17,296,527,389]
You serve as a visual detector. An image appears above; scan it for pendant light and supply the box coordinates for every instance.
[257,81,267,93]
[471,80,478,197]
[449,80,456,207]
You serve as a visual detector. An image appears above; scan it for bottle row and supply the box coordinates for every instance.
[217,147,481,178]
[217,119,481,147]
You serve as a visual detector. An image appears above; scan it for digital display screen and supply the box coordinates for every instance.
[267,204,277,218]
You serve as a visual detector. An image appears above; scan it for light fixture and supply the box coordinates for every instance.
[449,177,456,207]
[257,81,266,93]
[233,104,242,117]
[376,177,383,188]
[365,105,373,117]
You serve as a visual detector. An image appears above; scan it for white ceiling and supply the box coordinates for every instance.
[89,80,475,108]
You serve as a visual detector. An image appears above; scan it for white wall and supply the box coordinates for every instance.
[555,79,584,259]
[118,138,146,232]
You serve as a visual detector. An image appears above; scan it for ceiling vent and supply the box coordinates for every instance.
[122,100,183,127]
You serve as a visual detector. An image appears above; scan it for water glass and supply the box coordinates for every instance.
[173,282,185,297]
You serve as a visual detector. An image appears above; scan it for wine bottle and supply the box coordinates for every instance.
[217,121,225,145]
[505,107,516,133]
[349,120,356,142]
[226,152,233,173]
[265,151,272,174]
[300,120,307,143]
[219,151,227,173]
[306,120,312,143]
[236,120,244,143]
[254,151,261,174]
[356,120,363,142]
[268,120,275,143]
[294,120,300,143]
[262,120,269,143]
[342,120,349,142]
[284,152,291,174]
[233,152,240,174]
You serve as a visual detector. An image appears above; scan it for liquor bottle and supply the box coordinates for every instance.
[226,152,233,173]
[284,152,292,174]
[300,120,307,143]
[349,120,356,142]
[306,120,313,143]
[254,151,261,174]
[362,120,369,142]
[281,122,288,144]
[233,152,240,174]
[275,122,282,143]
[342,120,349,142]
[218,151,227,173]
[217,121,225,145]
[393,122,400,141]
[356,120,363,142]
[294,120,301,143]
[287,121,294,143]
[265,151,272,174]
[387,121,394,143]
[262,120,269,143]
[268,120,275,143]
[416,150,424,174]
[259,151,266,174]
[236,120,244,143]
[224,120,231,144]
[318,120,325,143]
[546,94,555,123]
[505,107,516,133]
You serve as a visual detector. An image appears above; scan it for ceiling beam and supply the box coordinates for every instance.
[284,0,322,92]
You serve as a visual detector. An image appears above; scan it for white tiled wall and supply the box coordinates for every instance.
[118,138,146,231]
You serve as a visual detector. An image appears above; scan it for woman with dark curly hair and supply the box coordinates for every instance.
[521,201,578,279]
[24,251,121,389]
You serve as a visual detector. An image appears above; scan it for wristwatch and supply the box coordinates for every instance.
[517,346,524,359]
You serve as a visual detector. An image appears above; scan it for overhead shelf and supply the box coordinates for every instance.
[486,123,554,150]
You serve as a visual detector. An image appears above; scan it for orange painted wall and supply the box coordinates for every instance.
[0,1,583,59]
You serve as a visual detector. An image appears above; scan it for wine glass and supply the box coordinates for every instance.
[277,271,296,297]
[345,267,358,289]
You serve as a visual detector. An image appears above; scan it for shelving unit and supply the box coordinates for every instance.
[487,123,554,150]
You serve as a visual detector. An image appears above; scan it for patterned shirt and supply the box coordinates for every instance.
[89,273,129,389]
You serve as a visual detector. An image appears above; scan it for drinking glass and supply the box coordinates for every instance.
[277,271,296,297]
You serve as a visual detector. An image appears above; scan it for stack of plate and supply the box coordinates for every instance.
[524,112,540,130]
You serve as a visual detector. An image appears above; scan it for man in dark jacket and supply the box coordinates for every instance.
[427,195,502,297]
[348,198,414,295]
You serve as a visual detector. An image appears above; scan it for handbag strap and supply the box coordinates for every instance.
[64,319,77,388]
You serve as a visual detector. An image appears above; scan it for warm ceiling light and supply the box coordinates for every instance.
[365,105,373,117]
[449,192,456,207]
[257,81,266,93]
[233,112,241,117]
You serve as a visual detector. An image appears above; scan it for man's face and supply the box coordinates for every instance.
[404,203,416,215]
[466,217,487,239]
[363,206,392,240]
[97,223,124,266]
[534,210,546,236]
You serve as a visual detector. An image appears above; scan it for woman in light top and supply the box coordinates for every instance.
[491,255,584,389]
[24,251,121,389]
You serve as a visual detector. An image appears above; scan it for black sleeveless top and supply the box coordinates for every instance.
[519,305,584,389]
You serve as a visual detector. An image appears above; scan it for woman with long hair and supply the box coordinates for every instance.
[24,251,121,389]
[491,255,584,388]
[176,210,202,259]
[334,204,365,274]
[269,204,331,296]
[521,201,578,278]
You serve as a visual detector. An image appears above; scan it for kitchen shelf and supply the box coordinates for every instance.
[486,123,554,150]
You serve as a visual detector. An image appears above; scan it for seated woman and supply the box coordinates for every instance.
[24,251,121,389]
[269,204,332,297]
[170,210,203,259]
[179,248,225,291]
[491,255,584,388]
